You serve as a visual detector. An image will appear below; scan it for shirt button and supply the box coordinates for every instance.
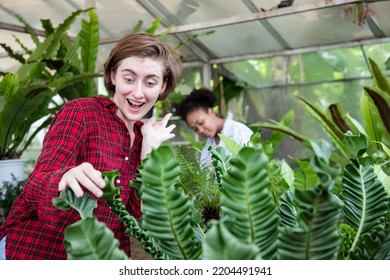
[125,156,129,161]
[116,179,121,184]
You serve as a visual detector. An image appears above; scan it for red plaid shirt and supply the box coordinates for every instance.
[0,96,143,259]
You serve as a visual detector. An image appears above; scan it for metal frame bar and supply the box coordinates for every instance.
[1,0,389,66]
[155,0,384,35]
[135,0,212,63]
[209,37,390,64]
[241,0,292,50]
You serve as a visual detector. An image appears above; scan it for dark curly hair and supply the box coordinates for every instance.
[178,87,217,122]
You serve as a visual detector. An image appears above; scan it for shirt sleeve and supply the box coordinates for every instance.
[227,119,253,146]
[233,126,253,146]
[23,101,86,228]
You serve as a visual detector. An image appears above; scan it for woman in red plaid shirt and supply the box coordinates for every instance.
[0,32,182,259]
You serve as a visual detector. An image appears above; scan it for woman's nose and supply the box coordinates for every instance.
[132,82,144,98]
[197,127,205,134]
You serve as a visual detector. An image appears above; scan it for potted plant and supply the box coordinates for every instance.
[0,174,24,225]
[53,132,390,260]
[0,8,101,185]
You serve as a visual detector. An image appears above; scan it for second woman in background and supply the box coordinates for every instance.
[178,87,253,166]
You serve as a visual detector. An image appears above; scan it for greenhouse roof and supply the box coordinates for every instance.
[1,0,390,72]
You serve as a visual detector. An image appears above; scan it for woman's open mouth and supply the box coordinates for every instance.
[127,99,144,111]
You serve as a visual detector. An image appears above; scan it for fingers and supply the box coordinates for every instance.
[166,124,176,133]
[58,163,105,198]
[146,116,156,127]
[164,132,175,141]
[159,113,172,127]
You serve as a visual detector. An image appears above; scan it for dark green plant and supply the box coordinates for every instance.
[50,58,390,260]
[0,8,101,159]
[251,57,390,185]
[0,174,24,222]
[174,147,220,228]
[53,130,390,260]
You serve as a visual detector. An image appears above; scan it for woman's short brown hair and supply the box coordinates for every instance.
[103,32,182,100]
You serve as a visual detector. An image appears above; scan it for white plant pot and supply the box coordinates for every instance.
[0,159,28,185]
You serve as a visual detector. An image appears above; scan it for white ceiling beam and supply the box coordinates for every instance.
[208,37,390,64]
[155,0,382,35]
[100,0,365,43]
[0,22,46,36]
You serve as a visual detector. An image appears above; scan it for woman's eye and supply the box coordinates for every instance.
[124,77,134,83]
[145,81,156,87]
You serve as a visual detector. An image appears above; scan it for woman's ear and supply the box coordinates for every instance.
[208,107,216,116]
[110,69,116,85]
[160,81,167,94]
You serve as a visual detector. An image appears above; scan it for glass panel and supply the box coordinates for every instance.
[238,79,370,161]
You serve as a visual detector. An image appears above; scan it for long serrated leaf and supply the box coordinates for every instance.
[363,86,390,134]
[349,223,390,259]
[251,120,309,142]
[47,72,102,91]
[297,96,348,158]
[64,217,128,260]
[52,188,97,219]
[328,103,351,133]
[342,160,389,253]
[368,57,390,95]
[219,133,241,156]
[100,170,169,260]
[16,14,39,45]
[203,221,261,260]
[278,186,342,259]
[145,17,162,34]
[25,9,90,84]
[0,43,26,64]
[292,157,319,190]
[220,147,279,259]
[279,191,298,227]
[0,85,52,157]
[80,9,99,73]
[0,73,19,102]
[141,145,202,260]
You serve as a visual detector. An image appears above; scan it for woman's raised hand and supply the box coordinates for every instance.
[140,113,176,159]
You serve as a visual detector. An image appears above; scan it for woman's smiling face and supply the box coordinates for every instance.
[111,56,166,126]
[186,107,220,138]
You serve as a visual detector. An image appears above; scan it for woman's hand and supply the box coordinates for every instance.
[141,113,176,159]
[58,162,106,198]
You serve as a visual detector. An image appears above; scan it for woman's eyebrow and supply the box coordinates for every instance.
[121,68,161,79]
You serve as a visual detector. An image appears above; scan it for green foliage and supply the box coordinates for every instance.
[0,175,24,221]
[220,147,279,259]
[251,58,390,172]
[52,188,96,220]
[100,170,170,260]
[63,217,128,260]
[174,147,220,228]
[52,188,128,260]
[53,131,390,260]
[52,56,390,259]
[203,221,261,260]
[278,185,343,260]
[0,9,101,159]
[141,146,202,260]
